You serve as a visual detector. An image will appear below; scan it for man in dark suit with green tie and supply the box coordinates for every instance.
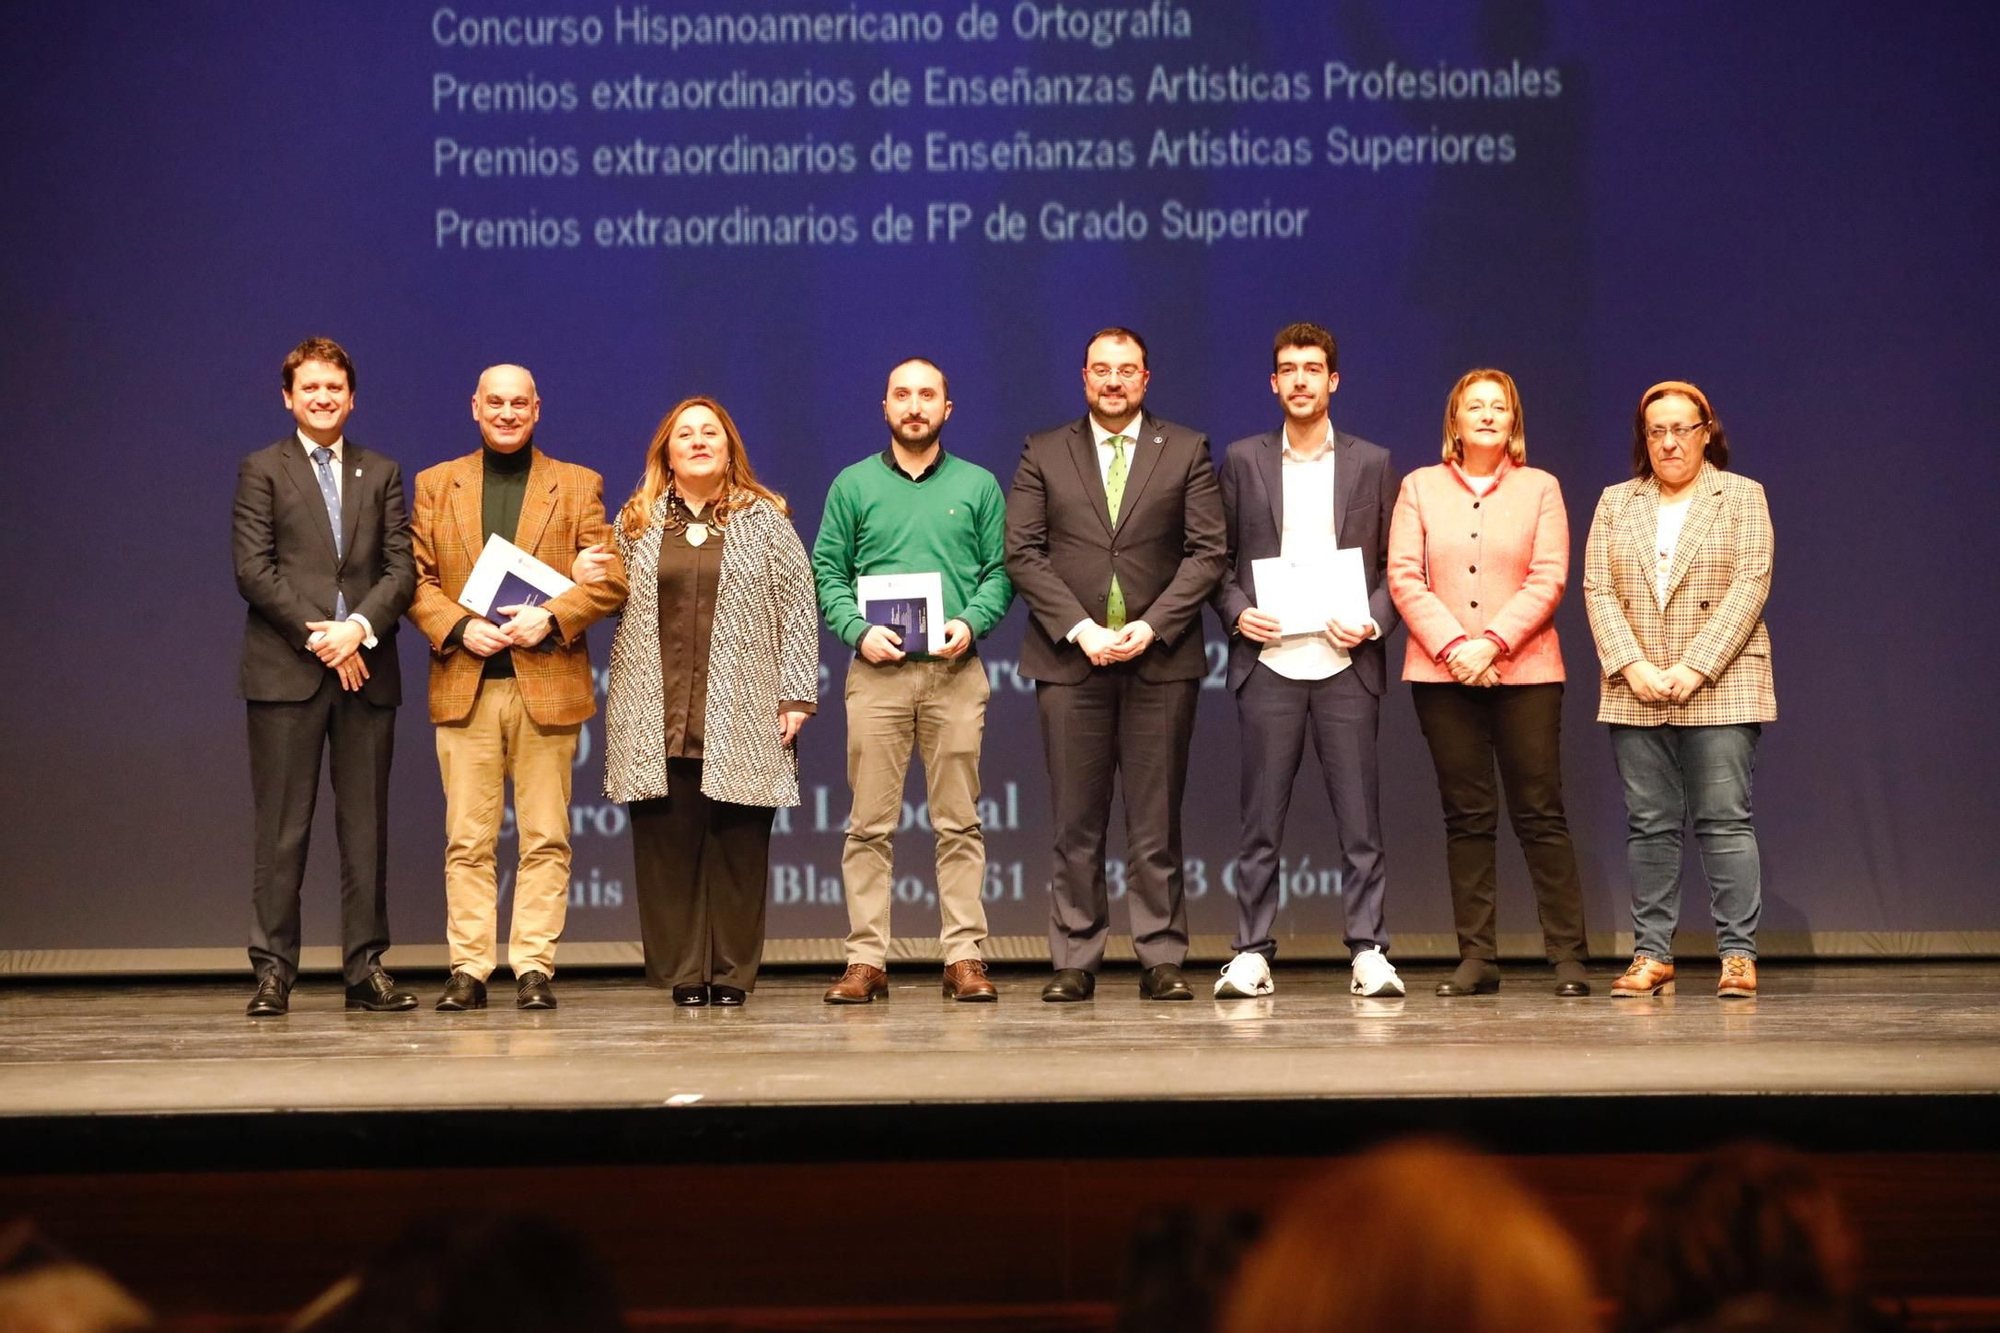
[1004,327,1228,1002]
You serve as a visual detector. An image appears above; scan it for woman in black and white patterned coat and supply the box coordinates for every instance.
[601,397,819,1007]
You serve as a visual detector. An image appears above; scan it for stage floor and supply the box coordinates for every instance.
[4,960,1997,1161]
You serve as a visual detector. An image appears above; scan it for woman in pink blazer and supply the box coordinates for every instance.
[1387,370,1590,998]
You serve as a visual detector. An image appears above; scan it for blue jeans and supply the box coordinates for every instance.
[1610,723,1762,962]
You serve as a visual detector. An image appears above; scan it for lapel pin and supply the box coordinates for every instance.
[1152,435,1163,444]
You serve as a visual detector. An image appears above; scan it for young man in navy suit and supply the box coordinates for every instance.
[1209,323,1404,999]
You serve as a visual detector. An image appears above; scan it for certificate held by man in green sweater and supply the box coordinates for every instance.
[811,358,1015,1005]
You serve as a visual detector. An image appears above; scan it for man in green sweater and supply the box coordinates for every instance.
[812,357,1014,1003]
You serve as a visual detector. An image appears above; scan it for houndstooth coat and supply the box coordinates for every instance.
[602,495,819,807]
[1583,462,1775,727]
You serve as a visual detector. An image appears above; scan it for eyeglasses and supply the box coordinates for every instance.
[1644,422,1707,442]
[1087,365,1145,383]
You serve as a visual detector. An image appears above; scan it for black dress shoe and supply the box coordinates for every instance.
[709,984,746,1007]
[246,973,289,1018]
[516,970,558,1010]
[436,971,487,1012]
[1435,959,1501,997]
[1553,960,1591,998]
[345,969,419,1011]
[672,984,710,1007]
[1041,969,1096,1003]
[1138,963,1194,1001]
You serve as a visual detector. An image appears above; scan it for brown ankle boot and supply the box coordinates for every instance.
[1610,956,1676,998]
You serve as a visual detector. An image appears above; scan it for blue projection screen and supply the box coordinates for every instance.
[3,2,1998,970]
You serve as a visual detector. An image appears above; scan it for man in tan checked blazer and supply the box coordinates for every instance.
[1583,380,1774,1001]
[408,364,629,1011]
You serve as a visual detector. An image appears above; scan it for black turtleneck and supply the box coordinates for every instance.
[477,441,534,679]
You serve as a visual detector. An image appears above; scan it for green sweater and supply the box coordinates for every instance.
[811,451,1013,653]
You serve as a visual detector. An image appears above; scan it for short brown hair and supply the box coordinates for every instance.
[1272,322,1337,373]
[283,337,356,392]
[1441,369,1527,465]
[1633,380,1729,477]
[1084,326,1148,368]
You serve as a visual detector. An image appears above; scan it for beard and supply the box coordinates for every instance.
[890,415,944,451]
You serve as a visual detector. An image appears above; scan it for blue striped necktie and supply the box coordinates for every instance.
[311,446,348,619]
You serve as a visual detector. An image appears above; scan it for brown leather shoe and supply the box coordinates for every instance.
[1610,956,1676,998]
[823,963,888,1004]
[942,959,998,1002]
[1717,956,1758,999]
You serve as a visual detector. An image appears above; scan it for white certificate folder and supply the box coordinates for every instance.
[1251,548,1370,635]
[457,533,575,619]
[856,571,946,653]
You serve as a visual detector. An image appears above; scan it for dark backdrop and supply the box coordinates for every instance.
[3,1,1996,961]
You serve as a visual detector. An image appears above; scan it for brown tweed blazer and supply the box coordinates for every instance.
[1583,462,1774,726]
[408,448,628,726]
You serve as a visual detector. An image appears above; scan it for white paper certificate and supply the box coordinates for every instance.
[856,571,946,653]
[1251,548,1370,636]
[457,533,576,620]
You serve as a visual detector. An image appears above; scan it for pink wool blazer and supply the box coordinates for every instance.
[1387,460,1570,684]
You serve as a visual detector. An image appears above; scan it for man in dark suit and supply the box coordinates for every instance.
[1210,323,1403,1000]
[232,337,418,1017]
[1005,327,1227,1002]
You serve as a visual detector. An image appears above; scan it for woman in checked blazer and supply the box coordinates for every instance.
[1584,380,1774,1000]
[601,397,819,1007]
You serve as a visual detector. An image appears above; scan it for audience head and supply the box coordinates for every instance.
[1115,1205,1262,1333]
[0,1219,152,1333]
[1615,1142,1859,1333]
[1219,1139,1597,1333]
[294,1211,622,1333]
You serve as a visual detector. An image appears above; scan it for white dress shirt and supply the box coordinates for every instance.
[297,431,376,647]
[1653,492,1694,606]
[1259,423,1354,681]
[1067,415,1148,641]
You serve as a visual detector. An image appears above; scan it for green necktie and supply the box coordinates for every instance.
[1105,434,1128,630]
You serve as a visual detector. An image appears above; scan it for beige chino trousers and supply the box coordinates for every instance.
[434,678,579,980]
[841,655,990,968]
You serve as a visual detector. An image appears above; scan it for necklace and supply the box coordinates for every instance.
[669,488,713,546]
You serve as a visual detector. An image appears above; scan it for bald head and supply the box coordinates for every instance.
[477,363,536,398]
[472,363,540,453]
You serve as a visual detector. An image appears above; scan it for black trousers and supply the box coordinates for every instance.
[630,758,775,990]
[1410,681,1587,963]
[1036,668,1199,972]
[245,673,395,986]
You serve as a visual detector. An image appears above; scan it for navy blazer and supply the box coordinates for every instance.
[1210,426,1400,695]
[232,436,415,706]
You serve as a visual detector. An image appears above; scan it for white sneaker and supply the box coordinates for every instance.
[1214,952,1274,998]
[1349,947,1405,997]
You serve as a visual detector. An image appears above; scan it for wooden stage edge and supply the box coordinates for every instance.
[4,963,1999,1328]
